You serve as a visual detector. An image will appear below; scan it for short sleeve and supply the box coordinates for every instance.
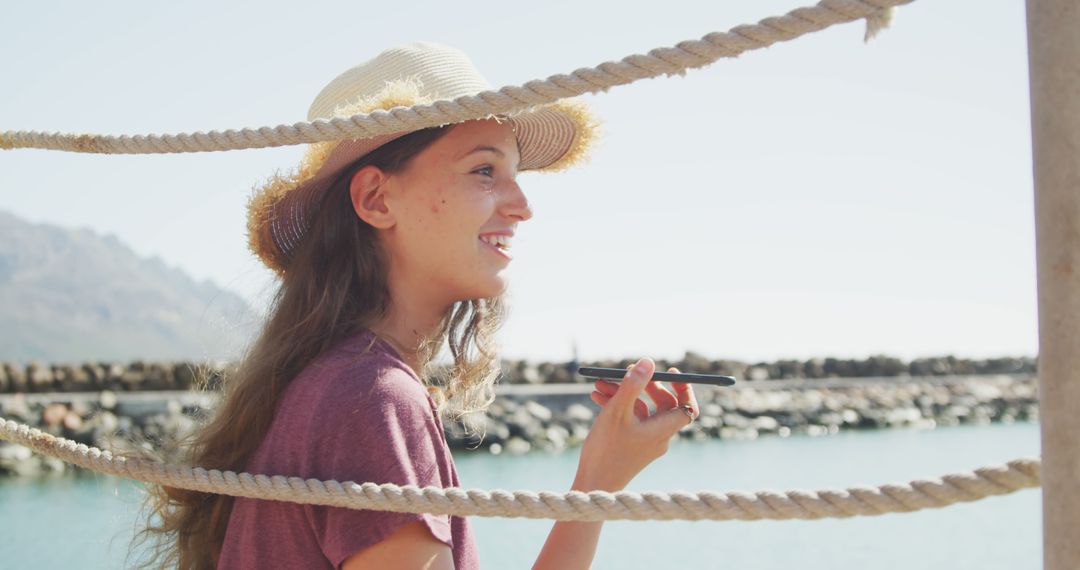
[303,365,453,569]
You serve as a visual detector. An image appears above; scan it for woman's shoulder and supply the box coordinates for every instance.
[287,329,437,426]
[295,329,418,391]
[253,329,441,472]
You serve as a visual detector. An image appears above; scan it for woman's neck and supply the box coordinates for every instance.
[370,304,449,373]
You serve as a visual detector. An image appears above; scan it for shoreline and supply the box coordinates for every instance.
[0,374,1039,477]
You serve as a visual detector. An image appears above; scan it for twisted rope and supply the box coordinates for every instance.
[0,0,911,155]
[0,417,1039,522]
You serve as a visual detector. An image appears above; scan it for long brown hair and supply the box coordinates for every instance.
[130,124,509,569]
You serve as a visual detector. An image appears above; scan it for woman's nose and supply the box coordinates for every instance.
[500,180,533,222]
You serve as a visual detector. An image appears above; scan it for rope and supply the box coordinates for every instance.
[0,416,1039,522]
[0,0,911,155]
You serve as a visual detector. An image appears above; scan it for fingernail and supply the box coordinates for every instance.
[633,359,650,376]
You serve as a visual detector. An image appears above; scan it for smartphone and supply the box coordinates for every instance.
[577,367,737,387]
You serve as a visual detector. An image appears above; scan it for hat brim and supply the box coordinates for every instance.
[246,91,600,277]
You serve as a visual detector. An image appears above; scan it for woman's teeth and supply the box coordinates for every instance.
[479,235,511,250]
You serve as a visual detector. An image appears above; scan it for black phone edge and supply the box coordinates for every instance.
[577,367,737,387]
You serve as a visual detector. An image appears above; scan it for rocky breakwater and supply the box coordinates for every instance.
[0,353,1036,394]
[0,389,209,477]
[0,352,1039,476]
[0,360,224,394]
[443,374,1039,454]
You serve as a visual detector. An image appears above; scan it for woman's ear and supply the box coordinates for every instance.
[349,165,395,229]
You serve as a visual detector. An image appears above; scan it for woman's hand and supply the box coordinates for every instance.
[572,358,699,493]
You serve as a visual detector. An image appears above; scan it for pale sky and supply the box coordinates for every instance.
[0,0,1038,364]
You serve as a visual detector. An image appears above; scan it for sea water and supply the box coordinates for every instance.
[0,422,1041,569]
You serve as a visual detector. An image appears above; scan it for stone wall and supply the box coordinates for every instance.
[0,354,1038,393]
[0,373,1038,477]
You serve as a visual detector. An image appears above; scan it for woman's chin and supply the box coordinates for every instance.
[468,276,509,300]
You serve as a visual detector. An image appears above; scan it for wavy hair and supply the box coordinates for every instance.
[129,124,508,569]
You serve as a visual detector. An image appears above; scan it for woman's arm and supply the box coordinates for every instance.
[532,358,698,570]
[341,358,696,570]
[341,521,455,570]
[529,474,609,570]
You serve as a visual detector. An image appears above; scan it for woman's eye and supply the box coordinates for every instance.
[473,166,494,178]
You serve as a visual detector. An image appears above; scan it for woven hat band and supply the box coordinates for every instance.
[308,42,492,122]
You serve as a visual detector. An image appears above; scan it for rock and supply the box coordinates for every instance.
[746,366,770,381]
[751,416,779,432]
[42,403,68,428]
[721,413,748,429]
[946,405,971,420]
[4,363,27,392]
[687,429,709,441]
[476,417,510,445]
[1,394,32,422]
[504,408,543,441]
[504,437,531,455]
[27,362,54,392]
[120,370,145,391]
[569,423,590,445]
[82,364,107,390]
[885,407,923,426]
[104,363,126,391]
[174,363,197,390]
[736,428,759,440]
[0,443,32,462]
[524,401,552,422]
[818,412,843,426]
[99,390,118,410]
[88,411,119,435]
[56,364,91,391]
[62,411,83,432]
[144,363,174,390]
[0,443,39,476]
[563,404,594,423]
[972,383,1003,400]
[519,363,542,384]
[544,425,570,449]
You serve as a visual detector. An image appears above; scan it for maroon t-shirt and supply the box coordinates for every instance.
[218,328,479,569]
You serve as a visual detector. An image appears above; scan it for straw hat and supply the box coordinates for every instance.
[247,41,600,277]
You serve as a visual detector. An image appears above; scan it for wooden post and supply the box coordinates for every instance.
[1024,1,1080,569]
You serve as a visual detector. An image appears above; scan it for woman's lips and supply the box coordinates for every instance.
[479,238,512,261]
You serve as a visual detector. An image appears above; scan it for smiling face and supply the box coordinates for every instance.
[349,118,531,309]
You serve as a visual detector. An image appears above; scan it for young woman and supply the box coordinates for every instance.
[135,43,699,570]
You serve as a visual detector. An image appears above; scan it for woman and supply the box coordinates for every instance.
[135,42,699,570]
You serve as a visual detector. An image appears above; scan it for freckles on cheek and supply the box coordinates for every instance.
[428,185,448,213]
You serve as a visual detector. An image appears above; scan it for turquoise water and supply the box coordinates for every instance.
[0,422,1041,568]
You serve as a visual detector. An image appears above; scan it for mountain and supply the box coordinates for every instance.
[0,210,258,363]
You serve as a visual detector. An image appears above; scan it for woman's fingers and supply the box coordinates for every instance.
[635,398,650,420]
[591,390,650,420]
[640,366,698,431]
[590,391,610,407]
[668,366,699,418]
[609,358,655,421]
[594,380,620,397]
[595,365,680,415]
[643,368,679,412]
